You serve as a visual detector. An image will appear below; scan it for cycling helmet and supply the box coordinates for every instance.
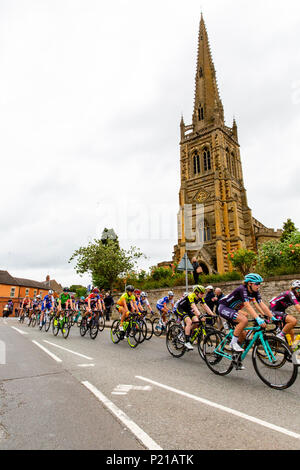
[193,285,205,294]
[134,289,141,295]
[48,290,54,294]
[80,296,85,300]
[168,291,174,297]
[36,294,41,299]
[63,287,69,292]
[141,292,147,297]
[126,285,135,292]
[92,288,100,293]
[291,280,300,289]
[244,273,263,284]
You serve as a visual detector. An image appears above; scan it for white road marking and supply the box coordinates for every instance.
[43,340,93,360]
[82,380,162,450]
[32,340,62,363]
[11,326,28,335]
[136,376,300,440]
[77,363,95,368]
[112,384,152,395]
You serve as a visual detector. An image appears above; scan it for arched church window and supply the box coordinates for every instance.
[226,148,230,172]
[231,152,237,178]
[203,147,211,171]
[198,105,204,121]
[199,67,203,78]
[193,152,200,175]
[199,220,211,242]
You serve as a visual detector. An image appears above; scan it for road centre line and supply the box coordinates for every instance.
[136,376,300,441]
[11,326,28,335]
[32,340,62,363]
[82,381,162,451]
[43,340,93,360]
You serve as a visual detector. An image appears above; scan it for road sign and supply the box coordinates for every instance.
[177,253,193,272]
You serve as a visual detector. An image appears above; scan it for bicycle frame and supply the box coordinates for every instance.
[214,326,277,364]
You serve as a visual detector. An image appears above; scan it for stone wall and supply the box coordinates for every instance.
[111,274,300,321]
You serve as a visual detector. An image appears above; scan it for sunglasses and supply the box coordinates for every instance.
[253,282,261,286]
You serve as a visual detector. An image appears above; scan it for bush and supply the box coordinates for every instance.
[227,249,257,276]
[257,231,300,276]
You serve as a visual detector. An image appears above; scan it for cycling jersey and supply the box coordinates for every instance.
[219,285,262,312]
[86,293,100,308]
[270,290,299,312]
[42,295,54,310]
[176,293,205,317]
[156,296,174,311]
[59,293,70,305]
[117,293,136,305]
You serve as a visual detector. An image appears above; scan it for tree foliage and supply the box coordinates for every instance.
[69,238,144,291]
[281,218,298,242]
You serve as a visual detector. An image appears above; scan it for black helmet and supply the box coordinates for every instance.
[63,287,69,292]
[126,285,135,292]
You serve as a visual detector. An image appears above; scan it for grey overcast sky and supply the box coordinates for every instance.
[0,0,299,287]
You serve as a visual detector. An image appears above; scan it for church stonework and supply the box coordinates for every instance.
[173,14,281,274]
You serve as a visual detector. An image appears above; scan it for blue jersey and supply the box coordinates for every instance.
[43,295,54,307]
[156,296,174,311]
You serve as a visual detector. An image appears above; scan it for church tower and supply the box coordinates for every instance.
[173,14,280,274]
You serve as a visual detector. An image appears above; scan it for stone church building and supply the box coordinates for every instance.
[173,14,281,274]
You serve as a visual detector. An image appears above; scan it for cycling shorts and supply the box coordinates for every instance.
[218,304,239,322]
[270,309,288,324]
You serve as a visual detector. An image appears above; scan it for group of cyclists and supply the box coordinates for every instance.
[15,274,300,359]
[114,274,300,356]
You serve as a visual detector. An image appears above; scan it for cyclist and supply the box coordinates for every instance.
[57,288,72,312]
[86,288,103,315]
[269,280,300,346]
[176,285,215,350]
[40,290,55,328]
[139,292,155,316]
[19,295,32,321]
[156,291,175,328]
[218,273,276,352]
[117,285,140,332]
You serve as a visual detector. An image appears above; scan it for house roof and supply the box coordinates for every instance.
[0,270,62,292]
[0,270,18,286]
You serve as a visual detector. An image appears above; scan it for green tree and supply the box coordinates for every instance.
[281,218,298,242]
[228,248,257,276]
[69,285,87,298]
[69,237,144,291]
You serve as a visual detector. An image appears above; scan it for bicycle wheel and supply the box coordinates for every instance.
[166,324,186,358]
[144,318,153,340]
[31,316,36,328]
[138,319,147,343]
[62,321,70,339]
[252,336,298,390]
[127,321,141,348]
[203,330,233,375]
[80,318,88,337]
[110,320,121,344]
[44,314,51,332]
[196,328,205,360]
[152,318,163,337]
[52,318,60,336]
[98,312,105,332]
[90,317,99,340]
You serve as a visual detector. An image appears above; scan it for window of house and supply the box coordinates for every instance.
[34,290,37,297]
[25,288,30,296]
[193,152,200,175]
[10,287,16,298]
[203,147,211,171]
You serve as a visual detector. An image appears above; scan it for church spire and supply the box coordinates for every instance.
[192,14,224,130]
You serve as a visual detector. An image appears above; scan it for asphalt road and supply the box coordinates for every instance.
[1,316,300,451]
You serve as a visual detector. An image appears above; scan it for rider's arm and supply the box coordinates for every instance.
[243,301,266,326]
[203,303,215,316]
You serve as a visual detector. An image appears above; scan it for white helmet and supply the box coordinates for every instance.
[168,291,174,297]
[292,280,300,289]
[141,292,147,297]
[36,295,41,299]
[48,290,54,295]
